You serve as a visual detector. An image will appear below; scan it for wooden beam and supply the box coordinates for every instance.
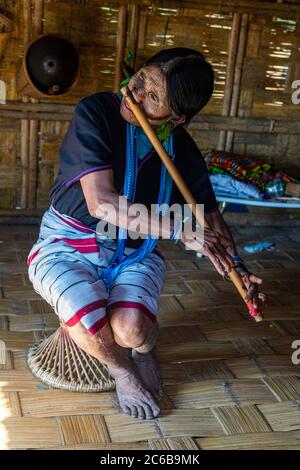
[20,0,32,209]
[20,116,29,208]
[33,0,44,37]
[189,115,300,134]
[1,101,299,134]
[113,5,128,92]
[137,11,148,50]
[28,119,39,209]
[45,0,300,17]
[128,3,140,71]
[226,13,249,152]
[218,12,240,150]
[0,109,72,120]
[144,0,300,16]
[0,101,74,113]
[23,0,32,48]
[27,0,44,209]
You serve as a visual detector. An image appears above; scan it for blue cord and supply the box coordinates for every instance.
[101,123,174,289]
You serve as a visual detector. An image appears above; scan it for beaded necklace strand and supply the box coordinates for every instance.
[101,122,174,289]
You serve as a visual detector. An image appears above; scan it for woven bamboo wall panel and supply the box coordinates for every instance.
[43,2,120,97]
[136,11,232,115]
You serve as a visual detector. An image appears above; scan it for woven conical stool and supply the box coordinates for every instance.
[27,325,116,392]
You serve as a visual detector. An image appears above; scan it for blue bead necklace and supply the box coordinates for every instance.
[100,122,174,289]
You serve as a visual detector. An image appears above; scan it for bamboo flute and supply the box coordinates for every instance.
[120,86,263,322]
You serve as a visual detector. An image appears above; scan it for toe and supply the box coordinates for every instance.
[136,405,146,420]
[130,405,138,419]
[141,402,154,420]
[152,403,161,418]
[123,405,131,416]
[144,398,160,418]
[143,392,160,417]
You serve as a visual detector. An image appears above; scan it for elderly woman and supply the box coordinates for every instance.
[28,48,265,420]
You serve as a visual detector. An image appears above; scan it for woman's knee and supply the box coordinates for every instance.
[108,307,154,348]
[66,320,114,354]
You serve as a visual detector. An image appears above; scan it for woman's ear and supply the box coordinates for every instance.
[170,114,186,128]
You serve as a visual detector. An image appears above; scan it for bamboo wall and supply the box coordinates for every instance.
[0,0,300,211]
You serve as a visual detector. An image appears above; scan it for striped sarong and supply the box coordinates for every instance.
[27,206,166,335]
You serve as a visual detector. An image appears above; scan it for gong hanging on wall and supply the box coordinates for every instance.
[16,34,80,98]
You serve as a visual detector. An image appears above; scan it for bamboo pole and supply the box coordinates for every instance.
[0,101,73,113]
[23,0,32,47]
[43,0,300,17]
[113,5,128,92]
[0,109,72,120]
[28,105,40,208]
[128,3,140,71]
[137,11,148,50]
[20,112,29,208]
[27,0,44,209]
[120,86,263,322]
[20,0,32,209]
[226,13,249,152]
[28,119,39,208]
[33,0,44,36]
[218,12,240,151]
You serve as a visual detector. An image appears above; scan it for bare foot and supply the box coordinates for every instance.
[108,365,160,420]
[132,347,164,401]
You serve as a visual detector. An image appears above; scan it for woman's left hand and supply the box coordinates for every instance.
[235,265,267,310]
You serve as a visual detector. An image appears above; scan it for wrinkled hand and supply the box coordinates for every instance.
[180,227,267,310]
[181,226,234,276]
[235,265,267,310]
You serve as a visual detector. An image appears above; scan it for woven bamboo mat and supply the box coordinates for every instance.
[0,224,300,449]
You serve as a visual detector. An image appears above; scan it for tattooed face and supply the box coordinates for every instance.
[120,64,185,129]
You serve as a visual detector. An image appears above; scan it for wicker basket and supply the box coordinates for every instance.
[27,326,116,392]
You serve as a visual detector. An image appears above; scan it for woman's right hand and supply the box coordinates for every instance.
[180,226,234,276]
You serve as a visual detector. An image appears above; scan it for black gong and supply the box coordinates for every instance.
[25,34,79,95]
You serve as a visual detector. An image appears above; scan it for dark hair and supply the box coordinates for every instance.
[144,47,214,126]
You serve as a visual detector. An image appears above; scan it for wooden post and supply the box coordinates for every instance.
[33,0,44,36]
[20,110,29,208]
[20,0,32,208]
[23,0,32,46]
[113,5,128,92]
[218,12,241,150]
[128,3,140,71]
[28,119,39,208]
[236,16,264,155]
[137,11,148,51]
[27,0,44,209]
[226,13,249,152]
